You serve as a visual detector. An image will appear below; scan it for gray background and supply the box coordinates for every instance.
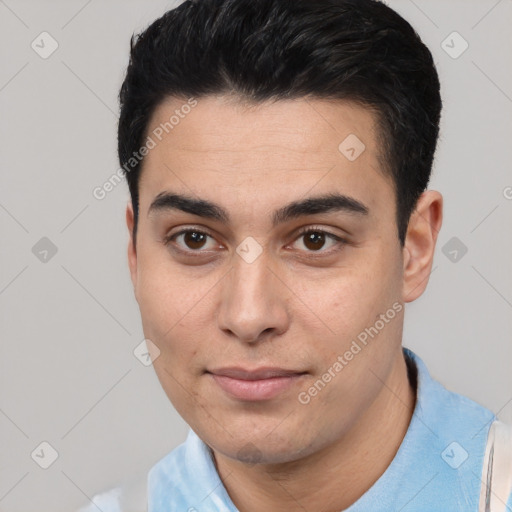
[0,0,511,510]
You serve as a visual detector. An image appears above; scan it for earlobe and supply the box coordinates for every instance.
[126,201,138,294]
[402,190,443,303]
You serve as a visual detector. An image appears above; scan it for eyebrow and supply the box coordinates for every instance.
[148,191,369,227]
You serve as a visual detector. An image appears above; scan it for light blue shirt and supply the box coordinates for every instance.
[80,348,512,511]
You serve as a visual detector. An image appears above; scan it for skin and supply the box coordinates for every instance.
[126,95,443,511]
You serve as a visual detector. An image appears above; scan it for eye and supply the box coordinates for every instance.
[164,226,347,257]
[165,228,218,252]
[291,228,346,253]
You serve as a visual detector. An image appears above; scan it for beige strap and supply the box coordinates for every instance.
[479,420,512,512]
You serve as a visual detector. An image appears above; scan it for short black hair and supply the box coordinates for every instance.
[118,0,442,247]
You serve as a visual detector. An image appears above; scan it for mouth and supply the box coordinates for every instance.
[206,367,308,401]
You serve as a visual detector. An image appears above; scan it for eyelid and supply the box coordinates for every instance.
[293,225,346,240]
[163,226,219,247]
[288,225,347,253]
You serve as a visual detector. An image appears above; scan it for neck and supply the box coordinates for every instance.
[212,349,416,512]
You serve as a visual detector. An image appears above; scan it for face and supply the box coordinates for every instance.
[126,95,425,465]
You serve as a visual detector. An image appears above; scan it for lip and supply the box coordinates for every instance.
[207,367,307,401]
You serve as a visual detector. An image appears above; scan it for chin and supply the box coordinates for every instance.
[204,426,318,466]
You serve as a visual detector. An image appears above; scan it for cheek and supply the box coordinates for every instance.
[136,256,219,372]
[300,249,402,358]
[304,271,385,334]
[136,251,201,333]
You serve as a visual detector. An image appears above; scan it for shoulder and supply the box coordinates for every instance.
[404,347,495,428]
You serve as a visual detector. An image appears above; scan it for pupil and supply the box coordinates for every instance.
[185,232,206,249]
[305,232,325,250]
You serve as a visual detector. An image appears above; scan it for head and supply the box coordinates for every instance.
[120,0,443,465]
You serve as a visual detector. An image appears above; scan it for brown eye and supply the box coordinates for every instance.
[292,228,346,254]
[183,231,208,249]
[303,232,326,251]
[165,229,217,252]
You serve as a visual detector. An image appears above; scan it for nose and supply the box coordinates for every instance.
[216,250,290,344]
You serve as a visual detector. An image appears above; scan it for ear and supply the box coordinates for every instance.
[126,201,138,296]
[402,190,443,302]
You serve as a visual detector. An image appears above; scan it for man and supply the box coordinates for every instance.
[80,0,512,510]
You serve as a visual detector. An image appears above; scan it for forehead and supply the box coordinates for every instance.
[139,95,393,216]
[144,95,379,160]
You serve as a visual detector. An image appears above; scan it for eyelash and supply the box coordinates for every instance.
[163,226,347,256]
